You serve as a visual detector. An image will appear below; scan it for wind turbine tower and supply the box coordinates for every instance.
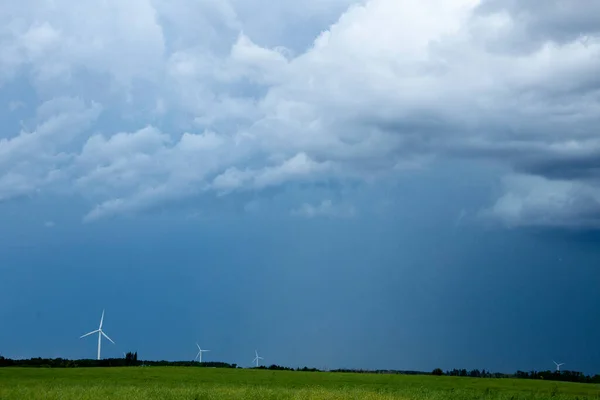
[553,360,565,372]
[195,343,210,363]
[79,310,115,360]
[253,350,264,367]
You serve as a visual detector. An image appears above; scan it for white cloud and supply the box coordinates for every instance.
[228,33,290,85]
[482,174,600,229]
[0,0,599,228]
[213,153,334,192]
[1,0,165,86]
[0,97,101,200]
[291,199,356,219]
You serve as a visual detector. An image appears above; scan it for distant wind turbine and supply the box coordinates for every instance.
[253,350,264,367]
[79,310,115,360]
[195,343,210,363]
[553,360,565,372]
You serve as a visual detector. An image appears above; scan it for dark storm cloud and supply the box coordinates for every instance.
[515,151,600,180]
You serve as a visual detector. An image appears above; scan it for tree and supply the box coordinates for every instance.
[124,352,138,366]
[431,368,443,376]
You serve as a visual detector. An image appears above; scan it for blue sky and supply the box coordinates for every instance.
[1,0,600,374]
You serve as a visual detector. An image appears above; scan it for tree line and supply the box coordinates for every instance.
[0,355,237,369]
[435,368,600,384]
[1,355,599,384]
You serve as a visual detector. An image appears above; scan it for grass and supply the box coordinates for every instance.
[1,367,599,399]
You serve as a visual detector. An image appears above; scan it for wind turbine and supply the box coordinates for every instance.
[195,343,210,363]
[553,360,565,372]
[79,310,115,360]
[252,350,264,367]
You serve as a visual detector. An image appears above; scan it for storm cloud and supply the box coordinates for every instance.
[1,0,599,228]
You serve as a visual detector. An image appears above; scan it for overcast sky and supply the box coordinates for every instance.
[1,0,599,374]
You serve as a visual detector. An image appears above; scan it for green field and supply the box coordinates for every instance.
[1,367,599,399]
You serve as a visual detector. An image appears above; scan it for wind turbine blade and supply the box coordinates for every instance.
[80,329,99,338]
[101,331,115,344]
[99,309,105,329]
